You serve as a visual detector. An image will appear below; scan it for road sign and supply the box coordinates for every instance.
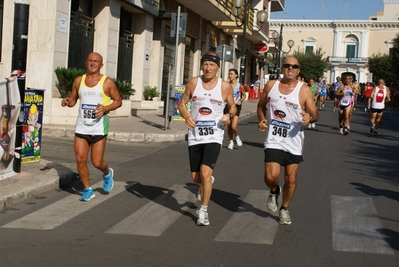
[215,45,232,61]
[253,43,269,53]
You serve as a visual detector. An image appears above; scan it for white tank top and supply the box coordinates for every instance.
[264,80,304,156]
[75,75,110,135]
[371,86,387,109]
[188,76,226,146]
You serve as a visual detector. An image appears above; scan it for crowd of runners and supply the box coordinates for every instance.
[299,74,396,136]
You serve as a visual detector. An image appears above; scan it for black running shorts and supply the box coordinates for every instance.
[188,143,221,172]
[264,148,303,166]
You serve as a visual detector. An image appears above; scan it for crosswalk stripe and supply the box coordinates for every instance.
[214,189,278,245]
[1,181,127,230]
[105,184,198,236]
[331,195,394,255]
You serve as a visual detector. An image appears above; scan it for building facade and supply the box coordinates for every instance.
[268,0,399,84]
[0,0,280,124]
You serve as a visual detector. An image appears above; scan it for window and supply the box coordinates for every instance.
[302,37,316,54]
[344,34,359,58]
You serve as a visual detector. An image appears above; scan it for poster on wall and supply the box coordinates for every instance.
[0,77,21,180]
[21,89,44,164]
[173,85,190,120]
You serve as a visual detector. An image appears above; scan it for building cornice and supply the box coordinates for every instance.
[269,19,399,29]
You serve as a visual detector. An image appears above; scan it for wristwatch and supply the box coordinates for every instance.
[228,113,234,119]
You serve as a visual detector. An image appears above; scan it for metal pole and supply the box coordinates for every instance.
[169,6,181,129]
[277,24,283,78]
[12,0,30,173]
[239,2,248,85]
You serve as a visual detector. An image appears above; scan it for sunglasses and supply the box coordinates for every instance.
[282,63,300,69]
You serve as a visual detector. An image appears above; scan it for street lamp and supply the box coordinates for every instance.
[233,0,268,85]
[272,24,294,78]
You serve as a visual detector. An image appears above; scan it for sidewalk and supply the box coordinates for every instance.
[0,99,259,211]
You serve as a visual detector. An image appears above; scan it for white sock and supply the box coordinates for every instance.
[200,205,208,212]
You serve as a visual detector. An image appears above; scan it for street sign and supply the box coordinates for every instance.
[253,43,269,53]
[216,45,232,61]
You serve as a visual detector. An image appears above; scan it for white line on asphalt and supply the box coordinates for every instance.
[1,181,127,230]
[105,184,198,236]
[214,189,279,245]
[331,195,394,255]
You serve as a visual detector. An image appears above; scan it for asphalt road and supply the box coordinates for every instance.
[0,100,398,267]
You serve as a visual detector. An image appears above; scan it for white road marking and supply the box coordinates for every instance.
[331,195,394,255]
[105,184,197,236]
[1,181,127,230]
[214,189,279,244]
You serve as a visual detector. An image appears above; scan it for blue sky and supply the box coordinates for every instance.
[271,0,385,20]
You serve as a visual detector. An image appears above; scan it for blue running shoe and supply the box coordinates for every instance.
[79,188,95,202]
[103,168,114,193]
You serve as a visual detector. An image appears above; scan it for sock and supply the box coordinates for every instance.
[340,125,343,129]
[280,206,288,210]
[236,135,240,140]
[200,205,208,212]
[271,186,280,195]
[371,123,375,129]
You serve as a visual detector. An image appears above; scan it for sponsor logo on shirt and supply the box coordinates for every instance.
[196,120,216,127]
[273,109,286,119]
[199,107,212,115]
[285,101,299,109]
[270,119,291,129]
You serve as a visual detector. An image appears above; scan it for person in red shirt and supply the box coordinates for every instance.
[363,82,374,112]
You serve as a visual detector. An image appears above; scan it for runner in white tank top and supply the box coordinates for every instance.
[368,79,391,135]
[61,52,122,201]
[264,80,304,156]
[178,52,237,226]
[257,56,318,225]
[187,76,226,146]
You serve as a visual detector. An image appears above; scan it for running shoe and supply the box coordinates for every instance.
[236,136,242,147]
[343,127,349,135]
[266,186,281,213]
[339,128,343,135]
[79,188,95,202]
[103,168,114,193]
[370,127,374,133]
[197,176,215,202]
[227,140,234,150]
[279,208,292,225]
[308,124,312,129]
[312,123,316,129]
[373,130,378,136]
[196,209,210,226]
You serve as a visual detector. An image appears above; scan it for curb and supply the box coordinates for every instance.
[0,160,75,211]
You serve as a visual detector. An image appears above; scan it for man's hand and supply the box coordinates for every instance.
[221,114,231,126]
[184,115,196,129]
[61,97,70,107]
[258,119,268,131]
[300,111,312,125]
[94,104,107,118]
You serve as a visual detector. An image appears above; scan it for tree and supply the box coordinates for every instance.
[368,33,399,85]
[293,48,328,82]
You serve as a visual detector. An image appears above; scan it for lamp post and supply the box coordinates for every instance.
[272,24,294,78]
[233,0,268,85]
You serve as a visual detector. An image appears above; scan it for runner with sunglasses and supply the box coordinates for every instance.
[257,57,318,225]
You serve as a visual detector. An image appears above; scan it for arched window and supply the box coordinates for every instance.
[302,37,317,54]
[344,34,359,58]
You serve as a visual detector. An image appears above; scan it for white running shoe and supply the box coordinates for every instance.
[227,140,234,150]
[196,209,210,226]
[266,186,281,213]
[339,128,343,135]
[236,136,242,147]
[311,123,316,129]
[279,208,292,225]
[197,176,215,202]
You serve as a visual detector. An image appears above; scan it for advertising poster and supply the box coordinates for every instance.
[173,85,190,120]
[0,78,20,180]
[21,89,44,163]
